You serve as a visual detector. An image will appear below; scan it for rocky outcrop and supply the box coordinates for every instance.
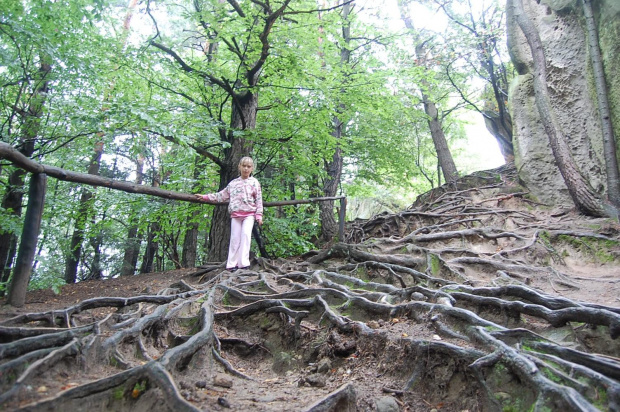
[507,0,620,206]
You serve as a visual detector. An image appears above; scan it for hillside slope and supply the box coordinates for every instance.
[1,163,619,411]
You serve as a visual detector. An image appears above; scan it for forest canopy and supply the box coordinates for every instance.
[0,0,511,290]
[1,1,619,411]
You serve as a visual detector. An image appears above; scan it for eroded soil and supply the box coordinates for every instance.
[1,164,619,412]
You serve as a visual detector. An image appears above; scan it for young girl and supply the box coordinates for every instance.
[195,157,263,271]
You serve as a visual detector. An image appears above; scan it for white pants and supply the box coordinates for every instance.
[227,216,255,269]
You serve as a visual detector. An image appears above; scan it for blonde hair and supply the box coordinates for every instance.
[238,156,254,172]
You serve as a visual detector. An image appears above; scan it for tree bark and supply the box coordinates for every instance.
[181,157,202,268]
[140,223,160,274]
[7,173,47,307]
[64,142,103,284]
[120,156,145,276]
[0,142,345,207]
[140,171,162,274]
[398,2,459,184]
[0,168,28,285]
[0,58,51,287]
[581,0,620,209]
[417,47,459,185]
[511,0,607,217]
[318,1,351,242]
[207,93,258,262]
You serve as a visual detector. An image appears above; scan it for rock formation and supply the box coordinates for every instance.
[507,0,620,206]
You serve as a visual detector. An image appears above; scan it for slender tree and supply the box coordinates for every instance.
[581,0,620,209]
[181,156,205,268]
[398,0,459,184]
[7,173,46,307]
[64,142,103,283]
[317,0,352,242]
[0,51,51,286]
[433,0,514,162]
[120,155,145,276]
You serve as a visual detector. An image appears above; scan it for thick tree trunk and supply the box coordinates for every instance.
[7,173,47,307]
[207,93,257,262]
[511,0,607,217]
[582,0,620,209]
[64,143,103,284]
[120,156,145,276]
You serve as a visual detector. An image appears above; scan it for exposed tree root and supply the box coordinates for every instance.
[2,164,619,411]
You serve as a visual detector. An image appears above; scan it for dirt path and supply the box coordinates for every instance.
[1,164,619,412]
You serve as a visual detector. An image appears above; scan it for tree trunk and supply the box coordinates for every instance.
[140,223,159,274]
[582,0,620,209]
[181,222,198,268]
[120,156,145,276]
[207,93,257,262]
[0,58,50,288]
[64,142,103,284]
[0,167,29,285]
[318,0,350,243]
[140,170,162,274]
[87,220,104,281]
[7,173,47,307]
[181,157,203,268]
[420,87,459,184]
[511,0,608,217]
[320,144,343,241]
[120,227,141,276]
[398,2,459,185]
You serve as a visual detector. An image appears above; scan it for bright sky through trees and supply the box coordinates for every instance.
[356,0,506,171]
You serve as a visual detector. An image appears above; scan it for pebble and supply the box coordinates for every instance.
[317,358,332,373]
[376,396,399,412]
[368,320,380,329]
[213,374,233,388]
[304,373,326,387]
[217,397,231,408]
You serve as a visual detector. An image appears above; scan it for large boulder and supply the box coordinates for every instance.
[506,0,620,206]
